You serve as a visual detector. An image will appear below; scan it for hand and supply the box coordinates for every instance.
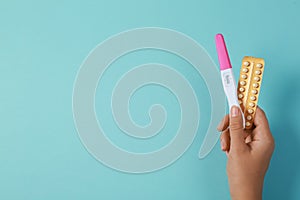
[217,106,275,200]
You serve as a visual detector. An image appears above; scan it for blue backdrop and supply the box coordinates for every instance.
[1,0,299,199]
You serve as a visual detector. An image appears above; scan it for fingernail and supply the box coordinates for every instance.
[231,106,239,117]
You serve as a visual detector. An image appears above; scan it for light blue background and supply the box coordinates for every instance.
[1,0,300,199]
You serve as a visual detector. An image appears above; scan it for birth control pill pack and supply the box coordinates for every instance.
[237,56,265,129]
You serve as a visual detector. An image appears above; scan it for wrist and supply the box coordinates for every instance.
[229,179,263,200]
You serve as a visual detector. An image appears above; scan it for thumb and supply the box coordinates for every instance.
[229,106,247,151]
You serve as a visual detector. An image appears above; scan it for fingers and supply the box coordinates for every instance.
[229,106,248,151]
[252,107,275,146]
[253,106,270,130]
[220,128,251,152]
[217,114,229,131]
[220,128,230,151]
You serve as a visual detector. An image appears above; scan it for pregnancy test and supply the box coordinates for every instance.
[215,34,245,127]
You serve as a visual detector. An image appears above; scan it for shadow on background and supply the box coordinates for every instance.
[264,71,300,199]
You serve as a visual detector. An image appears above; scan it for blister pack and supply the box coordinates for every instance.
[237,56,265,129]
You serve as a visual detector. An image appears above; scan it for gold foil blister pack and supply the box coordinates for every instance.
[237,56,265,129]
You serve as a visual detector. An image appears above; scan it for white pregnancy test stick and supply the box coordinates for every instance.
[215,34,245,128]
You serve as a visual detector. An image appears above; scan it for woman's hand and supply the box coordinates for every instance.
[218,106,275,200]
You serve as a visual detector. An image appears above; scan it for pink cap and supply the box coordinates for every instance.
[215,34,232,70]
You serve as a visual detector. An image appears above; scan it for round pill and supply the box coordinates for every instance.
[250,96,256,101]
[254,76,260,81]
[253,83,259,88]
[256,63,263,68]
[249,102,255,107]
[239,87,245,92]
[238,94,244,99]
[242,68,248,73]
[238,100,242,104]
[243,61,250,66]
[246,122,251,127]
[248,109,254,114]
[247,115,252,120]
[241,74,247,79]
[240,81,246,86]
[255,70,261,75]
[252,90,258,94]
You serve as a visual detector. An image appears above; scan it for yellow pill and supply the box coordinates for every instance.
[248,109,254,114]
[250,96,256,101]
[253,83,259,88]
[241,74,247,79]
[255,70,261,75]
[242,68,248,73]
[238,94,244,99]
[246,122,251,126]
[246,115,252,120]
[240,81,246,86]
[239,87,245,92]
[251,90,258,94]
[238,100,242,104]
[249,102,255,107]
[254,76,260,81]
[256,63,263,68]
[243,61,250,66]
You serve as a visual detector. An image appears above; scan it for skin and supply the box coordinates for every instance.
[217,106,275,200]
